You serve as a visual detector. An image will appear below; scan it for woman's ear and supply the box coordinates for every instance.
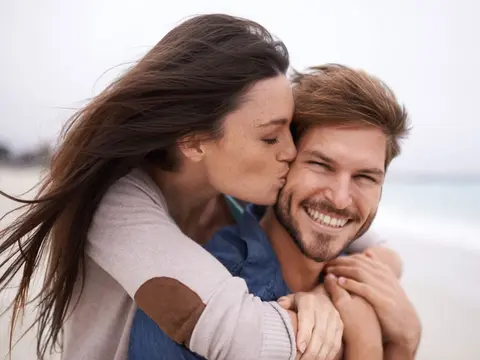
[178,135,205,162]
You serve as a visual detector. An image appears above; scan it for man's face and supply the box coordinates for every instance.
[274,124,386,262]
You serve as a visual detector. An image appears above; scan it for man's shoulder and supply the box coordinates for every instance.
[203,225,248,276]
[204,204,290,300]
[203,204,269,277]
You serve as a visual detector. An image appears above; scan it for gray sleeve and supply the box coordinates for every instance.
[87,171,296,360]
[346,229,388,253]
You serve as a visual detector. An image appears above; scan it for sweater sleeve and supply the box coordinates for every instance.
[86,170,296,360]
[346,229,388,253]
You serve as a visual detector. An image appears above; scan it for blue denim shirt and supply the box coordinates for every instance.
[128,204,292,360]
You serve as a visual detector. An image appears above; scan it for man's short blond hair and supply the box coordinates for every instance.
[292,64,410,167]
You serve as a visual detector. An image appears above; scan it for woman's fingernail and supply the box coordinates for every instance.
[299,341,307,353]
[338,277,346,285]
[278,296,287,303]
[326,273,336,279]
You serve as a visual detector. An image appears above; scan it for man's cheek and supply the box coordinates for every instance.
[293,173,325,195]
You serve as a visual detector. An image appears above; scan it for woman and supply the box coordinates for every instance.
[0,14,336,360]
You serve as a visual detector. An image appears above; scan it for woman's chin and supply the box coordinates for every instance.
[253,192,279,206]
[235,195,275,207]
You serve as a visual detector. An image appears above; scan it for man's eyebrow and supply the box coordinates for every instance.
[305,149,385,176]
[305,149,335,164]
[256,118,289,128]
[360,168,385,177]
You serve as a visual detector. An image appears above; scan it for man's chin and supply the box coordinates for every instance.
[295,242,343,263]
[306,249,345,263]
[298,235,353,262]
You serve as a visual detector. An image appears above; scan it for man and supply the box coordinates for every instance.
[129,64,421,360]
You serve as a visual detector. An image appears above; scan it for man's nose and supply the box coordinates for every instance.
[324,176,352,210]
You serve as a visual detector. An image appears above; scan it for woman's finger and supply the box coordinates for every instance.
[325,321,343,360]
[277,294,295,310]
[317,309,342,360]
[301,306,328,360]
[332,344,344,360]
[296,294,316,354]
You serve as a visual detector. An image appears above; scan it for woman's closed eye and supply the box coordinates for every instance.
[262,137,278,145]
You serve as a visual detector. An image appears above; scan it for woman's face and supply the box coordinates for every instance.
[201,75,297,205]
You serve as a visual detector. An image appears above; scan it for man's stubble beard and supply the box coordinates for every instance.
[273,189,377,263]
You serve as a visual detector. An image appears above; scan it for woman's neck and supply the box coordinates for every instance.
[145,163,234,243]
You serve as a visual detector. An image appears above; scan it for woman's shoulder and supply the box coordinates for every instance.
[103,167,168,209]
[91,168,171,233]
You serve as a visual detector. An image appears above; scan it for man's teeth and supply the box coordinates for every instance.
[305,207,348,228]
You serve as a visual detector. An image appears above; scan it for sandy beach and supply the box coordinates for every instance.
[1,166,479,360]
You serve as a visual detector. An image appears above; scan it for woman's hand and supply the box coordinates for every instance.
[323,273,383,360]
[278,286,343,360]
[325,251,421,351]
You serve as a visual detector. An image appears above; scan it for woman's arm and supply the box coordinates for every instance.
[87,171,296,360]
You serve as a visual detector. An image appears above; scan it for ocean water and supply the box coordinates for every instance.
[1,167,478,249]
[373,179,480,250]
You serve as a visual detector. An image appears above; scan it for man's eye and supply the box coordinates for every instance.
[308,161,329,169]
[357,175,377,183]
[262,138,278,145]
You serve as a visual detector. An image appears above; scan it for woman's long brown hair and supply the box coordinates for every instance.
[0,14,289,358]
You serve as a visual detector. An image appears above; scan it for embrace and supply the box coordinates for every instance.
[0,13,421,360]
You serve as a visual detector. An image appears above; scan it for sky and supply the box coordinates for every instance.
[0,0,479,176]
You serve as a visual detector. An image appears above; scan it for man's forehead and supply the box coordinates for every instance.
[296,124,387,170]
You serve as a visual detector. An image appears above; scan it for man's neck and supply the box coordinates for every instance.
[260,207,326,293]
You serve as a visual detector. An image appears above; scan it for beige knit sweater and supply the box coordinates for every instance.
[61,169,296,360]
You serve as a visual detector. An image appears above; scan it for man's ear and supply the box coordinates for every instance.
[178,135,205,162]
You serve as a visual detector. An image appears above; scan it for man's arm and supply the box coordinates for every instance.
[345,341,383,360]
[345,230,403,278]
[365,246,403,278]
[326,254,422,360]
[384,342,419,360]
[129,309,205,360]
[323,275,383,360]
